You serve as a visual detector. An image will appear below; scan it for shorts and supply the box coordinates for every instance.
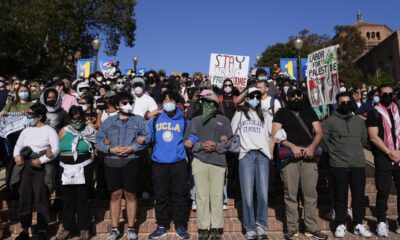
[104,159,139,193]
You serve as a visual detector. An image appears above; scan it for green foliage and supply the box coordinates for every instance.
[366,72,396,87]
[258,29,330,69]
[0,0,136,79]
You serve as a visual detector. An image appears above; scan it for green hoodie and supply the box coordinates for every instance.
[321,111,369,168]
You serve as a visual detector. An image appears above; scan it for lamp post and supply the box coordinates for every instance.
[256,54,261,67]
[294,38,304,82]
[91,36,101,73]
[133,56,138,74]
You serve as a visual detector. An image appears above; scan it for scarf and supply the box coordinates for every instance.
[375,103,400,151]
[40,88,62,113]
[201,101,217,124]
[65,125,97,161]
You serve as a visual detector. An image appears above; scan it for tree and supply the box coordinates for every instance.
[330,25,366,87]
[258,29,330,69]
[0,0,137,79]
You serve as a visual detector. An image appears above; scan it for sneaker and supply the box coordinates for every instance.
[80,230,90,240]
[106,228,121,240]
[223,203,228,210]
[346,208,353,220]
[256,225,268,239]
[38,231,47,240]
[149,226,167,239]
[210,228,222,240]
[396,223,400,234]
[191,201,197,211]
[377,222,389,237]
[198,229,210,240]
[284,230,298,240]
[245,230,258,240]
[176,226,189,239]
[16,231,30,240]
[334,224,346,238]
[127,228,137,240]
[354,224,372,238]
[304,230,328,240]
[56,229,71,240]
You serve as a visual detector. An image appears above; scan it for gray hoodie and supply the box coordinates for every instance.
[185,114,233,166]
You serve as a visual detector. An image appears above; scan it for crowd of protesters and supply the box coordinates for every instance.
[0,66,400,240]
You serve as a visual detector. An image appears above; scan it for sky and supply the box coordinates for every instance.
[98,0,400,75]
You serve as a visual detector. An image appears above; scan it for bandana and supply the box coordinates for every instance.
[201,101,217,125]
[40,88,62,113]
[65,125,97,161]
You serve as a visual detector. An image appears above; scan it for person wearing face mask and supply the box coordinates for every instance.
[55,106,97,240]
[79,94,97,128]
[231,87,271,240]
[1,84,32,115]
[145,70,162,104]
[218,79,238,121]
[321,92,372,238]
[146,90,191,240]
[40,88,68,133]
[13,103,59,240]
[272,89,327,240]
[184,91,232,240]
[116,78,126,92]
[131,77,159,120]
[356,89,380,121]
[367,84,400,237]
[96,91,151,240]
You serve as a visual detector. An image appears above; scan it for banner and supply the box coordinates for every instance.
[209,53,250,88]
[305,45,340,107]
[98,59,115,78]
[136,68,147,76]
[280,58,307,81]
[77,59,95,78]
[0,114,26,138]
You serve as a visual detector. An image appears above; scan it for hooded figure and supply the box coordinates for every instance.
[40,88,68,132]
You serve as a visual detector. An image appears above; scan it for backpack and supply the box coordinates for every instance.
[268,97,277,117]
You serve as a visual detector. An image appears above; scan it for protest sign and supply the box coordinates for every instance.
[77,59,94,78]
[136,68,147,76]
[305,45,340,107]
[98,59,115,78]
[209,53,250,88]
[0,114,26,139]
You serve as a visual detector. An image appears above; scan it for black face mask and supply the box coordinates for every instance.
[380,93,393,107]
[337,102,352,115]
[148,78,155,84]
[287,99,303,111]
[46,99,56,107]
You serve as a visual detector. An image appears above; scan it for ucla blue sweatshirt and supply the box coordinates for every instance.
[148,109,188,164]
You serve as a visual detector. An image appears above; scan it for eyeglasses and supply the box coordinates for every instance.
[248,95,261,100]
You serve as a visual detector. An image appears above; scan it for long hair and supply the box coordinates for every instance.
[12,84,31,107]
[237,100,264,124]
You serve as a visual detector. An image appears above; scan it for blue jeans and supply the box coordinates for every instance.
[239,151,269,232]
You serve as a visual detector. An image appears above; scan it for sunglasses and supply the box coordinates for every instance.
[339,101,351,104]
[248,94,261,100]
[117,82,124,84]
[121,100,131,105]
[14,82,20,85]
[223,84,233,87]
[289,92,302,98]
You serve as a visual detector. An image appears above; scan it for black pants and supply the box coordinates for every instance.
[59,155,93,232]
[152,160,188,228]
[375,155,400,223]
[19,163,50,230]
[330,167,366,225]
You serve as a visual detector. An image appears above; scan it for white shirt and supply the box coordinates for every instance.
[133,94,158,117]
[231,110,271,160]
[13,125,59,164]
[261,96,282,135]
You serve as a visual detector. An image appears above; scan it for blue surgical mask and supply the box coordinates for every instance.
[373,96,380,104]
[24,116,36,127]
[163,102,176,112]
[18,92,29,100]
[258,76,268,81]
[248,98,260,108]
[117,83,125,90]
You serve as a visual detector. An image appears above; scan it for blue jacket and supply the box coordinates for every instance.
[96,114,150,159]
[148,109,187,164]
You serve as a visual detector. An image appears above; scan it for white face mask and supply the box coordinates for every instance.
[81,104,88,111]
[121,103,134,114]
[96,77,103,82]
[134,87,143,95]
[106,80,111,85]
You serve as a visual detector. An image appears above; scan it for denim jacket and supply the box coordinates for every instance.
[96,114,150,160]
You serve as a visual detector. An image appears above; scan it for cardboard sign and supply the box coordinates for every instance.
[209,53,250,88]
